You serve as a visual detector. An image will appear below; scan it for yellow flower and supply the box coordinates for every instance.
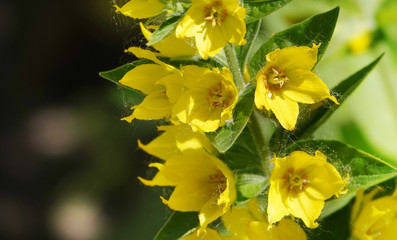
[254,44,339,131]
[114,0,166,19]
[348,31,371,55]
[267,151,347,228]
[138,124,213,160]
[139,23,197,58]
[222,198,307,240]
[175,0,246,59]
[119,47,183,122]
[172,65,238,132]
[351,186,397,240]
[139,149,236,232]
[180,228,223,240]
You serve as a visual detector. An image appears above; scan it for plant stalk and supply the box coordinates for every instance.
[224,43,245,91]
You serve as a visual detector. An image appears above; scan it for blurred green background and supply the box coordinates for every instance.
[1,0,396,240]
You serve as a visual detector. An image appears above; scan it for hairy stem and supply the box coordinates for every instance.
[224,43,245,91]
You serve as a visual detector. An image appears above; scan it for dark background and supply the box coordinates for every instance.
[0,1,168,239]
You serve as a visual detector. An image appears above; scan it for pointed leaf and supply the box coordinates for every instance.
[154,211,199,240]
[148,15,181,46]
[100,62,148,105]
[285,140,397,219]
[269,54,383,154]
[245,0,292,24]
[236,19,267,73]
[207,84,255,153]
[249,7,339,77]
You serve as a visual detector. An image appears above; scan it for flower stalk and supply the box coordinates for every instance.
[224,43,245,91]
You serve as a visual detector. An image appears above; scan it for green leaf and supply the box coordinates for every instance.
[154,211,199,240]
[148,15,181,46]
[308,204,351,240]
[236,19,268,74]
[235,174,269,204]
[249,7,339,77]
[244,0,292,24]
[218,126,266,204]
[207,84,255,153]
[99,62,147,105]
[285,140,397,219]
[269,54,383,154]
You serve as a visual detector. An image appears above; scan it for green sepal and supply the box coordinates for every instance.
[99,61,148,105]
[285,140,397,219]
[207,84,256,153]
[153,211,199,240]
[148,15,182,46]
[269,54,383,154]
[244,0,292,24]
[249,7,339,77]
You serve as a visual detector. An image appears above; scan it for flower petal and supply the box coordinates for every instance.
[268,91,299,131]
[119,64,168,94]
[114,0,165,19]
[287,191,323,228]
[247,221,272,239]
[175,4,205,38]
[267,44,320,71]
[283,69,334,104]
[267,181,290,226]
[124,90,172,121]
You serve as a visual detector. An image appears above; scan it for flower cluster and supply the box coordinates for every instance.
[101,1,393,239]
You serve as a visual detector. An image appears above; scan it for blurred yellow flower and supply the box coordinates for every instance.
[172,65,238,132]
[114,0,166,19]
[138,124,213,160]
[267,151,347,228]
[348,31,372,55]
[222,198,307,240]
[139,23,197,58]
[180,228,223,240]
[139,149,236,232]
[175,0,246,59]
[119,47,183,122]
[254,44,338,131]
[351,186,397,240]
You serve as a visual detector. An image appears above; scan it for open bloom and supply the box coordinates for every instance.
[254,44,339,131]
[176,0,246,59]
[351,186,397,240]
[172,65,238,132]
[267,151,347,228]
[118,47,183,122]
[114,0,166,19]
[139,149,236,232]
[139,23,197,58]
[138,124,213,160]
[222,198,307,240]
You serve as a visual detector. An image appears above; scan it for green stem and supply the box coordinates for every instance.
[224,43,245,91]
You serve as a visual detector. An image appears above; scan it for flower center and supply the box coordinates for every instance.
[262,66,289,97]
[204,1,228,28]
[209,170,227,196]
[207,82,234,109]
[283,167,309,193]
